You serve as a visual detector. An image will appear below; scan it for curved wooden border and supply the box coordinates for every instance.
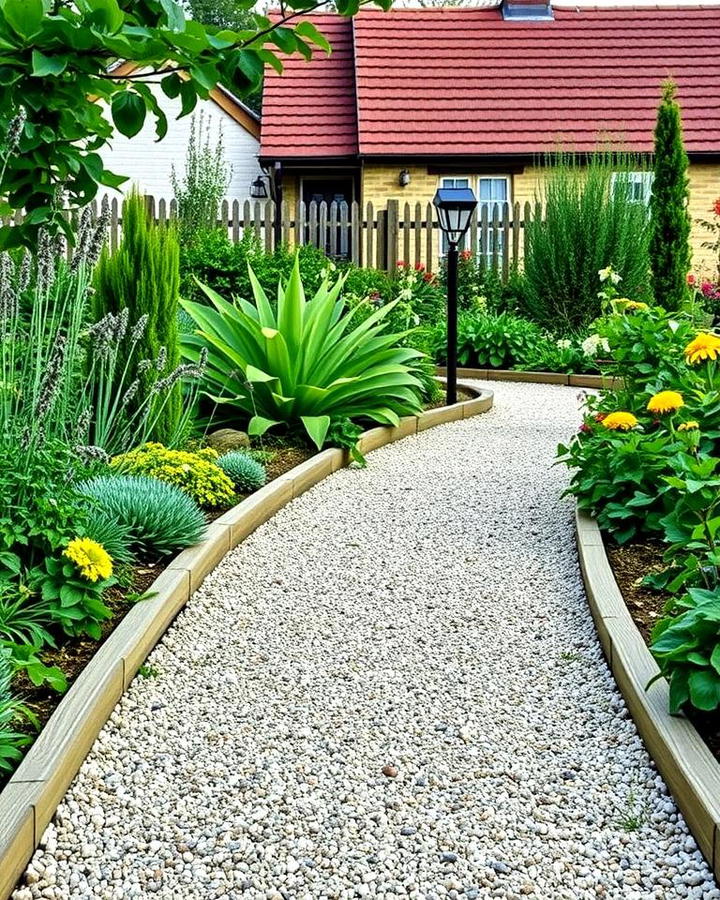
[436,365,618,390]
[0,382,493,899]
[576,509,720,879]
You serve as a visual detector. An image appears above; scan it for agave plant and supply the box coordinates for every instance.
[180,258,424,449]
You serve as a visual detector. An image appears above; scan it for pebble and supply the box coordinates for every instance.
[11,383,718,899]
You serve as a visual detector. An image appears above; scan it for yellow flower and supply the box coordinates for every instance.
[684,332,720,365]
[678,420,699,432]
[614,299,649,313]
[64,538,113,583]
[647,390,684,415]
[601,411,639,431]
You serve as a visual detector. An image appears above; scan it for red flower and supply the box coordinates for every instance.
[713,198,720,217]
[396,260,405,268]
[579,423,592,434]
[702,281,714,296]
[687,274,696,285]
[423,272,435,283]
[594,413,607,422]
[414,262,425,271]
[459,250,472,261]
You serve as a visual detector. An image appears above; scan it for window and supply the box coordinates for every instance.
[478,176,510,266]
[437,175,512,262]
[440,177,471,253]
[611,171,653,206]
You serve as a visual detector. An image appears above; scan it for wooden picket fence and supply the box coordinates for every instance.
[99,195,540,277]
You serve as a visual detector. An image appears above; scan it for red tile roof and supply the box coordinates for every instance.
[260,6,720,159]
[261,14,356,158]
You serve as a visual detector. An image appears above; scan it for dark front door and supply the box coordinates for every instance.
[302,177,354,259]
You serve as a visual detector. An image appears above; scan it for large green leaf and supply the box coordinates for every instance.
[301,415,331,450]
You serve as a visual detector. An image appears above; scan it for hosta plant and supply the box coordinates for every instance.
[181,258,424,450]
[649,587,720,713]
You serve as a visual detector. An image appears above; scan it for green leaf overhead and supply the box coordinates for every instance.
[0,0,393,248]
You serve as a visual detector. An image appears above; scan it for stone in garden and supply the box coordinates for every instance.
[206,429,250,453]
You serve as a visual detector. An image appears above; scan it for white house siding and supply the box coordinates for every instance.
[97,82,263,205]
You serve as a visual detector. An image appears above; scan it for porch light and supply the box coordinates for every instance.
[250,176,268,199]
[433,186,477,406]
[399,169,411,187]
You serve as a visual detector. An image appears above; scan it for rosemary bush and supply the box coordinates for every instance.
[523,152,652,333]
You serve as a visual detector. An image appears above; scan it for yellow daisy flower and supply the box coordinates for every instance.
[647,390,684,415]
[678,420,699,432]
[64,538,113,583]
[601,411,639,431]
[684,332,720,365]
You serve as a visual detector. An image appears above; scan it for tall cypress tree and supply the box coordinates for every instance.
[649,80,691,308]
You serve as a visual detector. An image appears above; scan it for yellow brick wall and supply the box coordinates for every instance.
[277,162,720,274]
[687,164,720,277]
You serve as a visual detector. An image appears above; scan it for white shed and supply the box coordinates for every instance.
[98,64,263,205]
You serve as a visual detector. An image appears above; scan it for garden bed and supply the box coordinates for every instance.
[607,538,720,764]
[0,384,493,900]
[576,510,720,882]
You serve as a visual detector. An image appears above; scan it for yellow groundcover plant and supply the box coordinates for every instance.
[63,538,113,583]
[684,332,720,364]
[601,411,638,431]
[647,390,684,415]
[678,420,699,432]
[112,443,235,508]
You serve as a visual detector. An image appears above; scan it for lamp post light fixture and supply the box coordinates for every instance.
[399,168,411,187]
[250,175,269,199]
[432,187,477,405]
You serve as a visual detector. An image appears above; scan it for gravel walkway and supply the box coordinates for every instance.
[15,382,719,900]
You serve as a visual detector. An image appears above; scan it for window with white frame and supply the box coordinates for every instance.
[611,171,653,206]
[478,176,510,266]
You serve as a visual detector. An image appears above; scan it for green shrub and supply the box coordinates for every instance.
[432,311,543,369]
[650,587,720,713]
[217,451,267,492]
[523,152,652,333]
[180,231,329,305]
[79,475,207,558]
[515,335,599,374]
[439,252,528,314]
[181,258,424,452]
[594,302,698,406]
[111,442,235,508]
[558,425,680,543]
[93,191,183,444]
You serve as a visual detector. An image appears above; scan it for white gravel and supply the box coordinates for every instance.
[14,381,719,900]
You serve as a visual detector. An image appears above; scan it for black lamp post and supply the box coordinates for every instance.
[432,187,477,405]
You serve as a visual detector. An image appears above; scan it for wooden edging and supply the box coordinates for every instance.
[436,365,618,390]
[576,509,720,878]
[0,382,493,899]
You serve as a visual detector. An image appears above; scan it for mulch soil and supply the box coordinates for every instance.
[606,538,720,763]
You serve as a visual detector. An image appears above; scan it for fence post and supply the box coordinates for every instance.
[386,200,399,272]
